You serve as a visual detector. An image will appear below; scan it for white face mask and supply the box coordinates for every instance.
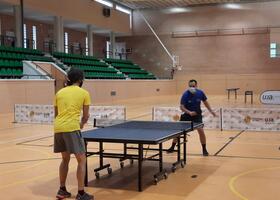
[189,87,196,94]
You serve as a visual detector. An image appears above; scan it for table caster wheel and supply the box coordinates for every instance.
[107,167,112,175]
[95,172,100,179]
[154,177,158,185]
[120,161,124,168]
[181,162,185,168]
[171,166,176,173]
[164,172,168,179]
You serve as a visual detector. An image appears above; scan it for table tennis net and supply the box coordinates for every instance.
[93,119,196,131]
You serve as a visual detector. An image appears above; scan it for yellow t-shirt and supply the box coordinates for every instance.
[54,85,91,133]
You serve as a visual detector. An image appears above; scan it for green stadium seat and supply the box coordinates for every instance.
[52,51,156,79]
[0,46,52,79]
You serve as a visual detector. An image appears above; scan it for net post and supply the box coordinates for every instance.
[13,104,16,123]
[93,118,97,127]
[124,107,127,120]
[220,108,223,131]
[152,107,154,121]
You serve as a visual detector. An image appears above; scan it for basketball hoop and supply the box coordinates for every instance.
[172,55,179,68]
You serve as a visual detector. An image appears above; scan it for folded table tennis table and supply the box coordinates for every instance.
[82,120,203,191]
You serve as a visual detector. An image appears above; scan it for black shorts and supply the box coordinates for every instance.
[180,113,203,123]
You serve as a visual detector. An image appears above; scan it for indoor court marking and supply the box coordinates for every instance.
[1,0,280,199]
[1,96,280,200]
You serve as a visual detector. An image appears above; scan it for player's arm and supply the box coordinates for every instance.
[80,92,91,129]
[54,96,58,118]
[54,106,58,118]
[80,105,90,129]
[203,100,216,117]
[180,104,197,116]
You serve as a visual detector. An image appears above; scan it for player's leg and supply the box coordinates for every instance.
[59,152,70,186]
[56,152,72,199]
[167,113,190,153]
[68,131,93,200]
[197,128,209,156]
[75,153,86,190]
[167,138,178,153]
[75,153,93,200]
[54,133,72,199]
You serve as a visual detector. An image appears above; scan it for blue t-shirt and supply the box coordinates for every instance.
[180,89,207,115]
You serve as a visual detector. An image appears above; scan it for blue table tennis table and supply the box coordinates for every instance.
[82,120,203,191]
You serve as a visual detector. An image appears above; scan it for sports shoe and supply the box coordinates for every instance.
[76,192,94,200]
[56,188,71,199]
[203,149,209,156]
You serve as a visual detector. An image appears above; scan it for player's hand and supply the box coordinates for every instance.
[189,111,197,116]
[211,111,217,117]
[80,122,85,129]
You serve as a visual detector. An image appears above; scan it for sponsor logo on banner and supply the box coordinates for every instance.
[260,90,280,105]
[243,115,275,125]
[244,115,251,124]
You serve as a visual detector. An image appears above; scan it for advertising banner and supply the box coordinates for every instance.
[260,90,280,105]
[14,104,126,124]
[88,106,126,125]
[222,108,280,131]
[14,104,54,124]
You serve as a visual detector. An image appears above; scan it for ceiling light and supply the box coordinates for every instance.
[95,0,113,8]
[224,3,242,9]
[162,7,191,14]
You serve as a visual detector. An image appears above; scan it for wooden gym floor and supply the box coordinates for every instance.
[0,95,280,200]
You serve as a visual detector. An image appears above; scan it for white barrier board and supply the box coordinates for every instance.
[14,104,126,124]
[14,104,54,124]
[222,108,280,131]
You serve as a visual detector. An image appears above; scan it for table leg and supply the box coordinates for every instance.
[177,136,181,163]
[159,143,163,172]
[93,142,111,177]
[124,143,127,157]
[183,133,187,164]
[99,142,103,167]
[84,141,88,186]
[138,144,143,192]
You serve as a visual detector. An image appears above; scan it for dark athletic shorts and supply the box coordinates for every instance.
[180,113,203,123]
[54,130,85,154]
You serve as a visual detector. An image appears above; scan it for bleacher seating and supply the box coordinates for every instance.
[0,60,23,78]
[0,46,53,79]
[0,45,43,56]
[53,52,99,61]
[104,58,133,65]
[52,52,126,79]
[84,72,125,79]
[104,58,157,79]
[128,74,156,79]
[0,46,157,80]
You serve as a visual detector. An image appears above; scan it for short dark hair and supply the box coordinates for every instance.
[189,79,197,86]
[67,68,84,85]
